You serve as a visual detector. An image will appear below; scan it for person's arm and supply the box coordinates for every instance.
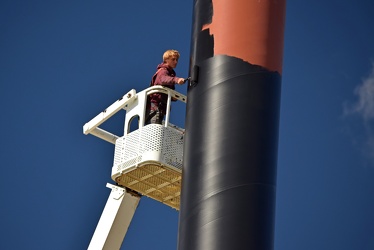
[157,68,184,86]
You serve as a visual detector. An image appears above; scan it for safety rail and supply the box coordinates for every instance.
[83,86,186,144]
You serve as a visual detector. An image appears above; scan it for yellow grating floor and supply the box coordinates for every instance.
[115,163,181,210]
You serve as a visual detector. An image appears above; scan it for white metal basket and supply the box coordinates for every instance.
[112,124,184,209]
[84,86,186,209]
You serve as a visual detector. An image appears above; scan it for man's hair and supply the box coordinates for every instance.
[163,50,180,62]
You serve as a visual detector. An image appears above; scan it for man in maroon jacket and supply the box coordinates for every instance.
[146,50,186,125]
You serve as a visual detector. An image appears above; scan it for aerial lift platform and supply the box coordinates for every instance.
[83,86,186,249]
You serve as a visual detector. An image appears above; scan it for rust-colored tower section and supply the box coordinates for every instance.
[178,1,286,250]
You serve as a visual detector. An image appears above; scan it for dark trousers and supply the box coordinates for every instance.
[145,102,164,125]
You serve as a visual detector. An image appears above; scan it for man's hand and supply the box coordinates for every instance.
[177,78,185,85]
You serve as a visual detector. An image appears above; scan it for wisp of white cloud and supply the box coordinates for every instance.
[344,64,374,120]
[343,63,374,163]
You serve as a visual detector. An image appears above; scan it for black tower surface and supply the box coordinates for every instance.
[178,1,287,250]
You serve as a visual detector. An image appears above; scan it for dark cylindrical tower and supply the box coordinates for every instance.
[178,1,286,250]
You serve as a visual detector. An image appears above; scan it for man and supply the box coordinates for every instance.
[146,50,186,124]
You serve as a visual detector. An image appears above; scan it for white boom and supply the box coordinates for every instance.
[88,184,140,250]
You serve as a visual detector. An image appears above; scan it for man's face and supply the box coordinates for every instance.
[165,56,178,68]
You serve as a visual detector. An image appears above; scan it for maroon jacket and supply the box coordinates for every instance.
[149,63,181,112]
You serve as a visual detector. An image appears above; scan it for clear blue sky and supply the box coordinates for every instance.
[1,1,374,249]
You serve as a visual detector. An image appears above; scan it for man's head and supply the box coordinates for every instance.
[163,50,180,68]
